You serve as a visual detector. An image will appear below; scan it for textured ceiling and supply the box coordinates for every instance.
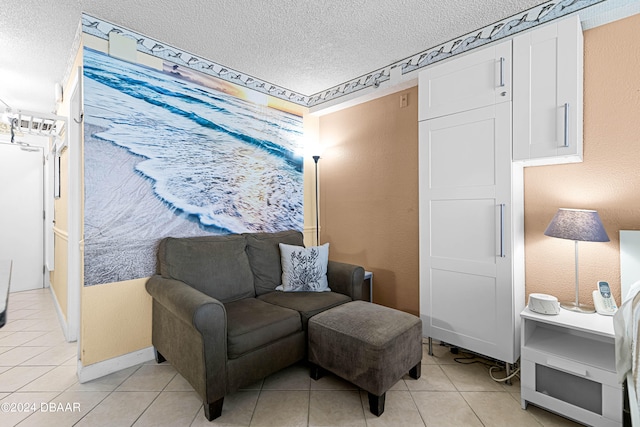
[0,0,635,114]
[84,0,547,96]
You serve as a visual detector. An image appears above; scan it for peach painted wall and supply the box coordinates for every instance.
[318,87,419,315]
[318,14,640,315]
[523,13,640,305]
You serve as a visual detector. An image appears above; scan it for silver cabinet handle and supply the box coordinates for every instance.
[499,57,505,87]
[563,103,570,147]
[499,203,506,258]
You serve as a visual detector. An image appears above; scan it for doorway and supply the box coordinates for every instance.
[0,142,44,292]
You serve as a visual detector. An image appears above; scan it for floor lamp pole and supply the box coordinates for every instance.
[313,155,320,245]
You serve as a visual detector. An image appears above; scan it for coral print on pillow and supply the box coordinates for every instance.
[279,243,330,292]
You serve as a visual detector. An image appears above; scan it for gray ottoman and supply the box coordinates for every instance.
[308,300,422,416]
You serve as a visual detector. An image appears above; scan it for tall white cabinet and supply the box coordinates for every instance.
[419,40,524,364]
[419,16,583,365]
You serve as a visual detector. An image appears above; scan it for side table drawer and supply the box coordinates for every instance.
[522,346,618,386]
[521,356,622,426]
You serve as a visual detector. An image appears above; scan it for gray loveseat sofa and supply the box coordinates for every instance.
[145,230,365,421]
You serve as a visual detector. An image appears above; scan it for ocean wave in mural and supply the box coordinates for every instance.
[83,48,304,286]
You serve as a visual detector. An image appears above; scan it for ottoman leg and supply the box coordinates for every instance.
[409,362,421,379]
[309,363,325,381]
[368,392,385,416]
[154,348,166,364]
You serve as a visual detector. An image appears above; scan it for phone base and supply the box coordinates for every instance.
[560,301,596,313]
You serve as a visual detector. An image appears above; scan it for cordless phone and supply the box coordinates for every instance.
[592,281,617,316]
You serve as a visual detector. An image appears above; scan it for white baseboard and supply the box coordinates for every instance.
[77,346,155,383]
[49,286,72,342]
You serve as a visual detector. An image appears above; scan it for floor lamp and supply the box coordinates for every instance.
[312,155,320,245]
[544,208,609,313]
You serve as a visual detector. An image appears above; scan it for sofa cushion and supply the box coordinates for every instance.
[244,230,304,296]
[158,235,255,303]
[224,298,302,359]
[257,291,351,329]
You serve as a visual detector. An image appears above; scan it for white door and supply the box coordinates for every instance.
[0,142,44,292]
[419,102,516,362]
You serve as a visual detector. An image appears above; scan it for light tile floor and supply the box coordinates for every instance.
[0,288,583,426]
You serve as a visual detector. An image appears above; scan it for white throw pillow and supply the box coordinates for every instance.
[278,243,330,292]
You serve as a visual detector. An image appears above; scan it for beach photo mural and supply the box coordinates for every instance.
[83,47,304,286]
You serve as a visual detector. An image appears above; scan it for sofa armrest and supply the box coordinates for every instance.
[146,275,228,406]
[146,275,227,337]
[327,261,365,301]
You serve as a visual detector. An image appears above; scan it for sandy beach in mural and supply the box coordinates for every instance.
[82,48,304,286]
[83,124,207,286]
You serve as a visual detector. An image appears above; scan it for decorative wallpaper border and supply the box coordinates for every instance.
[81,14,312,106]
[311,0,607,107]
[82,0,607,108]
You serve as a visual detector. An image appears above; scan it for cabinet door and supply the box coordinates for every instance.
[419,102,518,363]
[418,40,511,121]
[513,16,583,163]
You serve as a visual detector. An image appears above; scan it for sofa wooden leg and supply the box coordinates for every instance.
[154,348,166,364]
[309,363,324,380]
[368,392,385,416]
[203,398,224,421]
[409,362,421,379]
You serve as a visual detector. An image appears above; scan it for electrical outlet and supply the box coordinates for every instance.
[400,93,408,108]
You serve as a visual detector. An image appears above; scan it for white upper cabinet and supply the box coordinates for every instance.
[418,40,511,121]
[513,16,583,164]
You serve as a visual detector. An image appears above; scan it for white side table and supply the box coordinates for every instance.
[363,271,373,302]
[520,307,622,427]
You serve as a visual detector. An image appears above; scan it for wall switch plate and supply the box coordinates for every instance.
[400,93,408,108]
